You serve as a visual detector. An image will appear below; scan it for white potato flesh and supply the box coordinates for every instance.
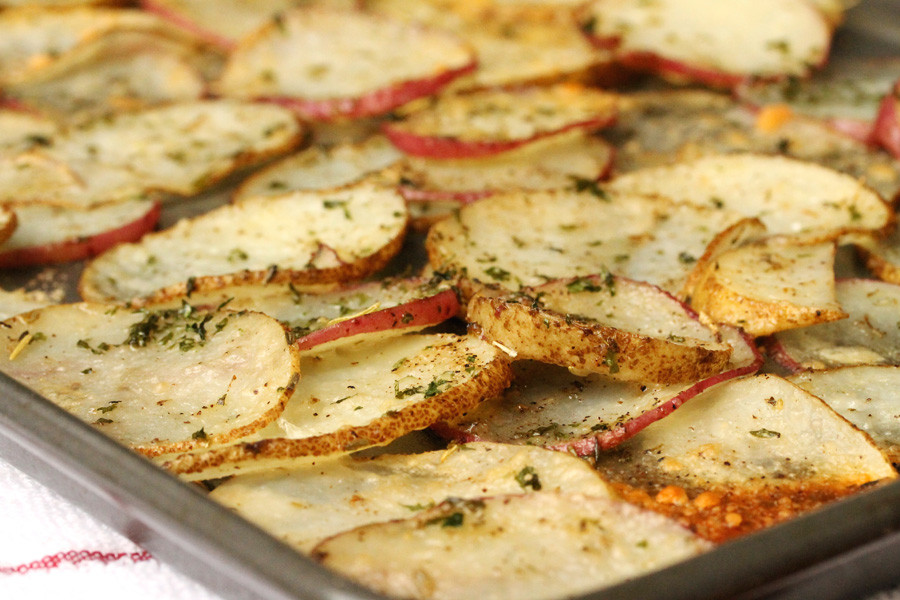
[1,199,155,251]
[789,365,900,464]
[389,84,618,144]
[0,7,196,85]
[607,90,900,204]
[0,303,300,456]
[597,374,895,489]
[8,47,206,123]
[772,279,900,370]
[0,109,57,153]
[399,130,613,197]
[216,7,474,101]
[687,238,846,336]
[583,0,830,79]
[313,493,710,600]
[608,153,891,241]
[0,288,57,321]
[425,188,743,293]
[158,331,512,480]
[210,442,612,552]
[234,135,403,203]
[79,181,408,303]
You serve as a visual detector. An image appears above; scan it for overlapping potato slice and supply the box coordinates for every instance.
[440,325,760,454]
[0,100,303,208]
[607,153,892,243]
[6,46,206,123]
[233,135,403,204]
[210,442,612,553]
[397,129,614,203]
[383,84,618,158]
[0,108,58,152]
[367,0,612,91]
[578,0,831,87]
[789,365,900,465]
[79,180,409,304]
[605,89,900,204]
[857,219,900,285]
[0,287,57,320]
[0,302,300,457]
[215,6,476,121]
[425,188,744,297]
[141,0,356,48]
[0,199,160,267]
[686,237,847,336]
[312,492,711,600]
[595,374,896,542]
[769,278,900,371]
[157,330,513,480]
[144,275,460,351]
[467,275,731,383]
[0,6,203,86]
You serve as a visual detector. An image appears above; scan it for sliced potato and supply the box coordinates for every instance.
[397,129,614,202]
[789,365,900,465]
[686,237,846,336]
[425,187,744,298]
[608,153,892,243]
[579,0,831,86]
[872,85,900,161]
[79,180,409,304]
[0,303,300,457]
[440,325,761,454]
[467,275,731,383]
[769,278,900,371]
[233,135,403,204]
[210,442,612,553]
[0,108,58,153]
[143,275,459,351]
[158,331,513,480]
[383,84,619,158]
[313,493,711,600]
[0,199,159,267]
[605,89,900,205]
[215,6,476,120]
[0,287,57,321]
[596,374,896,542]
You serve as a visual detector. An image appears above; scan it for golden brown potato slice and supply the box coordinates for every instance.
[79,180,408,304]
[596,374,896,543]
[313,493,710,600]
[0,303,300,457]
[210,442,613,553]
[686,237,847,336]
[157,330,513,480]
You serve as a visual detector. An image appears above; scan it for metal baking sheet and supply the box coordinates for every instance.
[2,1,900,599]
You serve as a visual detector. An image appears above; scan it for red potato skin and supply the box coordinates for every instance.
[763,335,806,374]
[140,0,237,49]
[265,60,478,122]
[0,202,161,268]
[434,329,763,454]
[383,114,617,159]
[870,85,900,160]
[295,288,460,350]
[398,187,493,204]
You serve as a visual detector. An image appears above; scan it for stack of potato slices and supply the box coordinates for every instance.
[1,1,900,599]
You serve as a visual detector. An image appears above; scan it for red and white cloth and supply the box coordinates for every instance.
[0,457,224,600]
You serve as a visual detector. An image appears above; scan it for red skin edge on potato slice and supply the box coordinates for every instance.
[263,60,478,122]
[383,114,616,160]
[870,86,900,160]
[433,329,762,454]
[295,288,460,350]
[763,335,806,374]
[0,202,161,268]
[140,0,236,49]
